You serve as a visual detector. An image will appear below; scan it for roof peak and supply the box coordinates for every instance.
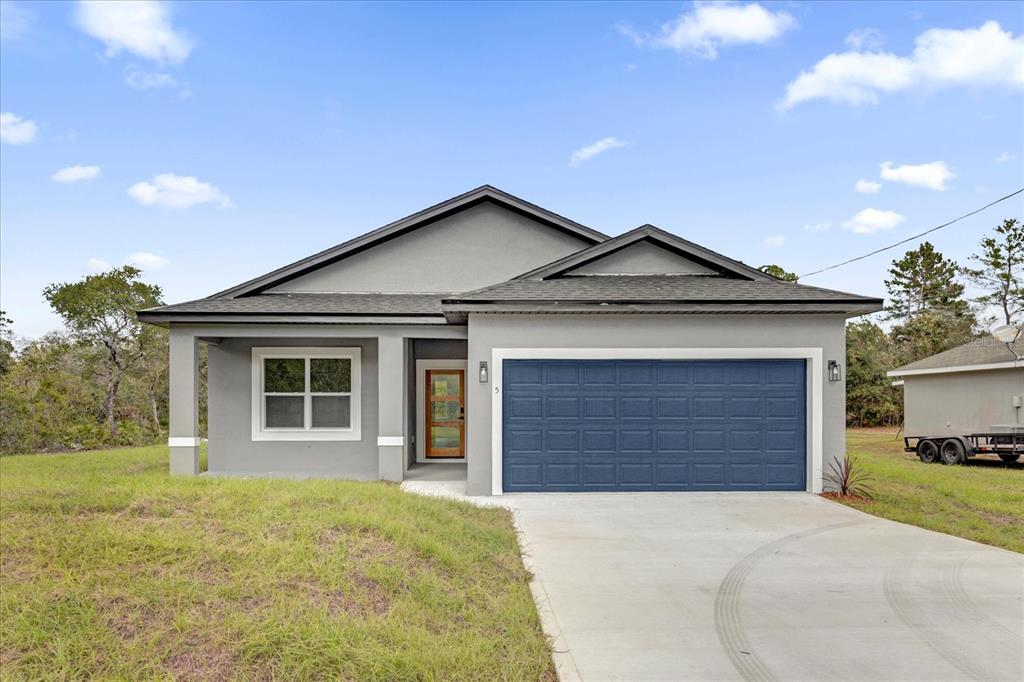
[210,185,608,299]
[512,223,772,282]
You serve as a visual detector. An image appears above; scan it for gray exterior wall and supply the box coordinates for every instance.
[208,337,379,477]
[903,368,1024,436]
[570,241,717,275]
[267,203,595,294]
[464,314,848,495]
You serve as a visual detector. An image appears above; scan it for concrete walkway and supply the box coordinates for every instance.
[501,493,1024,682]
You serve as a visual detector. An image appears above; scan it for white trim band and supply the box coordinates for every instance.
[168,437,201,447]
[377,436,404,447]
[490,347,824,496]
[888,361,1021,377]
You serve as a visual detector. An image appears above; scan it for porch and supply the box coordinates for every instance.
[165,324,469,482]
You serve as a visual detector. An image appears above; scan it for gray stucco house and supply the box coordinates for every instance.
[139,186,882,495]
[889,336,1023,437]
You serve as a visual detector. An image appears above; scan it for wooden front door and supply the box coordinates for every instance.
[425,369,465,458]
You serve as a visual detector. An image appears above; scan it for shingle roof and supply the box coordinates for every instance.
[437,275,882,321]
[445,275,881,304]
[890,336,1022,374]
[138,293,445,320]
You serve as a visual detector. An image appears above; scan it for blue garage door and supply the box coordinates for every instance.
[502,359,806,492]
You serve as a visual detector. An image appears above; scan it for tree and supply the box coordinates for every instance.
[963,218,1024,326]
[42,267,163,440]
[884,242,976,365]
[0,311,14,377]
[758,264,798,282]
[884,242,969,322]
[846,320,902,427]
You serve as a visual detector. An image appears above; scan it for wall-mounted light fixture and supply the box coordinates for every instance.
[479,361,489,383]
[828,360,841,382]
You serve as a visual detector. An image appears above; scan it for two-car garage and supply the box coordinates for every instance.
[501,359,808,492]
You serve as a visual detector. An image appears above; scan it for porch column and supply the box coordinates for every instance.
[168,327,200,476]
[377,335,405,481]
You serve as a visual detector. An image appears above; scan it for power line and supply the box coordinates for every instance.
[800,187,1024,279]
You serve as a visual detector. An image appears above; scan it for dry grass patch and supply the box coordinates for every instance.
[0,445,553,680]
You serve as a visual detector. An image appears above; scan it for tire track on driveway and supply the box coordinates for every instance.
[714,520,865,682]
[884,553,1016,681]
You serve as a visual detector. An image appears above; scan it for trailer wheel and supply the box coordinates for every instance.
[998,454,1020,463]
[916,440,939,463]
[940,439,966,465]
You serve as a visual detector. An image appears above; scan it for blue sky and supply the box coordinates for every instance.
[1,0,1022,337]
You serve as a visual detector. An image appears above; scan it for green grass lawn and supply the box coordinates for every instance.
[0,446,553,680]
[840,429,1024,554]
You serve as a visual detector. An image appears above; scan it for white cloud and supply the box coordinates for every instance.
[123,65,192,97]
[763,235,785,247]
[125,251,169,270]
[845,28,884,51]
[89,252,169,272]
[0,1,32,42]
[0,112,38,144]
[87,257,112,272]
[855,179,881,194]
[75,0,193,64]
[995,151,1014,163]
[569,137,628,167]
[802,220,831,232]
[880,160,955,191]
[842,208,905,235]
[618,1,795,60]
[51,165,101,183]
[781,21,1024,108]
[128,173,232,209]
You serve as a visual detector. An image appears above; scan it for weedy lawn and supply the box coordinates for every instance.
[840,429,1024,553]
[0,445,553,680]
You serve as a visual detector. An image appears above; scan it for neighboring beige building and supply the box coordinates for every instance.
[889,337,1024,436]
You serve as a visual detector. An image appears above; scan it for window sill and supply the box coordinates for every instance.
[251,430,362,442]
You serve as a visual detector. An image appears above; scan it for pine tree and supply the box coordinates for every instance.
[963,218,1024,326]
[884,242,976,364]
[884,241,969,321]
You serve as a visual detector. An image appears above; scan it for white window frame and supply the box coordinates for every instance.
[251,347,361,441]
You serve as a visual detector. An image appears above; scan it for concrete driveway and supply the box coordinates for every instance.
[505,493,1024,681]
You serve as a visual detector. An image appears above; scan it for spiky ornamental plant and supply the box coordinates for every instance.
[823,455,874,499]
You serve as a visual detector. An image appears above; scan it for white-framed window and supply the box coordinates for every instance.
[250,347,361,441]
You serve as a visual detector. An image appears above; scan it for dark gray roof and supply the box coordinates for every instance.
[439,275,882,321]
[445,275,882,304]
[138,293,445,322]
[891,336,1022,374]
[211,185,608,299]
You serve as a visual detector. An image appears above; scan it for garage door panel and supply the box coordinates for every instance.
[766,462,800,485]
[547,429,579,452]
[583,397,617,418]
[621,397,654,419]
[657,397,689,418]
[620,363,655,385]
[582,463,616,485]
[621,429,654,451]
[583,429,617,453]
[502,359,806,492]
[656,429,690,452]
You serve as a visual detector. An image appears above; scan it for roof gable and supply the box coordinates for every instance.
[215,185,608,298]
[514,225,773,281]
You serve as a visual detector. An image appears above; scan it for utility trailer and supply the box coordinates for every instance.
[904,428,1024,465]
